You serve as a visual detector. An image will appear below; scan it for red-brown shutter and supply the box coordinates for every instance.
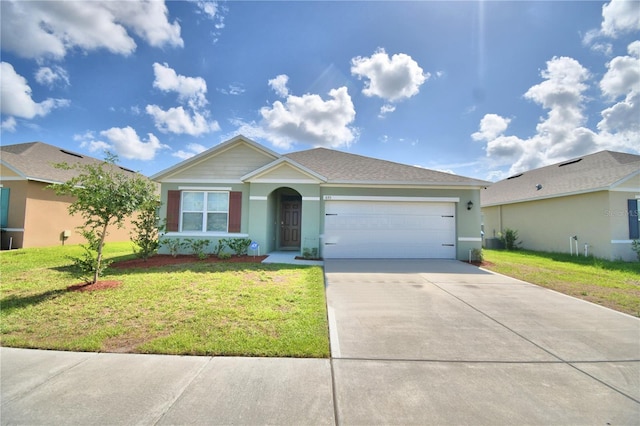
[166,190,181,232]
[228,191,242,233]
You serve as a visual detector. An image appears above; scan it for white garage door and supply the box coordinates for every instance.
[323,200,456,259]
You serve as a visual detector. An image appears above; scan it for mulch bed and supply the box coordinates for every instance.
[111,254,268,270]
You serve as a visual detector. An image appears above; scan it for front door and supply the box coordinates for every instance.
[280,196,301,249]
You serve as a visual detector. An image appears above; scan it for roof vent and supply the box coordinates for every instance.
[507,173,523,180]
[558,158,582,167]
[119,166,135,173]
[60,149,83,159]
[536,184,543,190]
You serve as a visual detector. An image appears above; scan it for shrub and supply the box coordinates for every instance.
[632,240,640,261]
[212,239,228,257]
[499,228,521,250]
[218,252,232,260]
[161,238,185,257]
[184,239,211,260]
[303,247,319,260]
[225,237,252,256]
[131,199,162,260]
[71,230,113,283]
[471,248,483,263]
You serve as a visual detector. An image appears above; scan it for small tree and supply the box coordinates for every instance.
[50,154,157,284]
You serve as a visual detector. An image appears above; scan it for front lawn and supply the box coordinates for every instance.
[482,249,640,317]
[0,243,330,357]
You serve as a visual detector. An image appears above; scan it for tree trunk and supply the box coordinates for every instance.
[93,222,109,284]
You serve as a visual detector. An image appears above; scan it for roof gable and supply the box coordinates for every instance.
[481,150,640,206]
[151,135,279,182]
[241,158,327,183]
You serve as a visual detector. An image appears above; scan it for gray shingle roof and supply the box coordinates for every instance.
[1,141,139,183]
[285,147,490,186]
[481,150,640,206]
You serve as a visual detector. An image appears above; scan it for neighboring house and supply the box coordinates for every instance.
[151,135,490,260]
[481,150,640,261]
[0,142,142,249]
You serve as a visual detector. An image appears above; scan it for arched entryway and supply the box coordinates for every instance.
[271,187,302,251]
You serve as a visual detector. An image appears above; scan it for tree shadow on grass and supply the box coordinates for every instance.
[1,288,67,315]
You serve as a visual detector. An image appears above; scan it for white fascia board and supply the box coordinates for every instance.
[321,183,485,190]
[481,187,611,208]
[158,179,244,184]
[609,169,640,192]
[241,157,327,182]
[323,195,460,202]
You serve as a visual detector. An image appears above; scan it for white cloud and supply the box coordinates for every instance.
[351,48,429,102]
[582,0,640,52]
[268,74,290,98]
[474,49,640,178]
[78,126,169,161]
[1,117,17,132]
[0,0,182,60]
[0,62,70,120]
[258,85,357,149]
[147,63,218,136]
[599,41,640,100]
[218,83,245,96]
[152,62,208,109]
[378,104,396,118]
[597,41,640,146]
[600,0,640,38]
[146,105,220,136]
[472,114,511,142]
[172,143,208,160]
[34,66,70,88]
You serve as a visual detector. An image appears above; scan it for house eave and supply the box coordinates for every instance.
[322,181,488,189]
[481,186,614,208]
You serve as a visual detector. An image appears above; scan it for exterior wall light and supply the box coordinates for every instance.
[467,201,474,210]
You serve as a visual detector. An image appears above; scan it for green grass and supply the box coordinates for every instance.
[482,249,640,317]
[0,243,330,357]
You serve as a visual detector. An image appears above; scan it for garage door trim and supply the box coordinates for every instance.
[323,195,460,203]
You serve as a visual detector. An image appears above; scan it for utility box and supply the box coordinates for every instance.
[484,238,504,249]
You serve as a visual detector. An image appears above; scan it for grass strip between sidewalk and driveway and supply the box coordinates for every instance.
[0,243,330,357]
[482,249,640,317]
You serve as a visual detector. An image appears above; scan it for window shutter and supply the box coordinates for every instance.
[166,190,181,232]
[629,199,639,239]
[228,191,242,233]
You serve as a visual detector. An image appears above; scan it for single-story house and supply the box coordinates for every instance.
[481,150,640,261]
[0,142,142,249]
[151,135,490,259]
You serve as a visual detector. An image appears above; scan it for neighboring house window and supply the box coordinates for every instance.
[165,190,242,233]
[630,199,640,239]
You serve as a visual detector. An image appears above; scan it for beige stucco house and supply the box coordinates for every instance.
[152,135,490,260]
[0,142,141,249]
[481,150,640,261]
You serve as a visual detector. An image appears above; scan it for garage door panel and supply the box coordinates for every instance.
[323,201,456,259]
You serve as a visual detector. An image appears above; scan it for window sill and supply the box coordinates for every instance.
[164,232,249,238]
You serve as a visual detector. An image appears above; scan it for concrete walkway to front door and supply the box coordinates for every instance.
[324,259,640,425]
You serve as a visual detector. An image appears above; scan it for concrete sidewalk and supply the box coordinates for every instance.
[2,259,639,425]
[1,349,334,425]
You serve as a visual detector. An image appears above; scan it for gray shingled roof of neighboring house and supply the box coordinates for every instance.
[0,141,138,183]
[481,150,640,207]
[285,147,490,187]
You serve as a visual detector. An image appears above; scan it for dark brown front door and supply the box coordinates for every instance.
[281,196,301,249]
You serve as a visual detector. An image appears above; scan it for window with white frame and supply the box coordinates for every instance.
[181,191,229,232]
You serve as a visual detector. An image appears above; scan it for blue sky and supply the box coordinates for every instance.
[1,0,639,181]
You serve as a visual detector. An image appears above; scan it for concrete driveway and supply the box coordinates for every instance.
[325,259,640,425]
